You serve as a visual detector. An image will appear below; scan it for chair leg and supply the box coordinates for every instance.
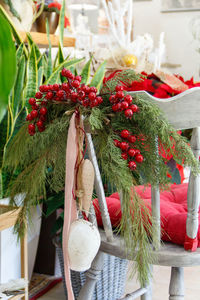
[141,265,152,300]
[77,251,105,300]
[169,267,184,300]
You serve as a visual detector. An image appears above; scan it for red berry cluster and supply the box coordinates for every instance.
[114,129,144,171]
[109,85,139,118]
[26,69,103,136]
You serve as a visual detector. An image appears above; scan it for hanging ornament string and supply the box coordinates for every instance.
[62,112,84,300]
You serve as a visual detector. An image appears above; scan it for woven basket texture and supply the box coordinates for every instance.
[56,245,128,300]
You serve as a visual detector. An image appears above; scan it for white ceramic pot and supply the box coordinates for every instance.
[68,219,100,272]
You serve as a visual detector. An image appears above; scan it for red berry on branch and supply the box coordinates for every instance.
[134,149,141,155]
[124,95,133,104]
[120,142,129,151]
[121,152,128,160]
[26,113,33,121]
[28,124,35,131]
[124,109,133,118]
[39,85,48,93]
[90,99,99,107]
[29,131,35,136]
[112,104,118,112]
[41,101,47,106]
[40,107,48,115]
[121,101,129,110]
[89,86,97,93]
[115,102,122,111]
[115,85,124,92]
[88,92,96,101]
[128,161,137,170]
[61,68,67,77]
[78,91,86,99]
[135,154,144,163]
[130,104,139,113]
[82,99,90,107]
[29,98,36,105]
[62,83,70,92]
[72,80,80,88]
[36,120,43,128]
[32,104,39,110]
[82,85,90,94]
[116,91,124,98]
[53,84,60,91]
[128,148,136,157]
[38,126,45,132]
[96,96,103,104]
[65,70,74,79]
[45,92,54,100]
[75,75,82,82]
[120,129,130,139]
[35,92,43,99]
[114,139,121,147]
[56,90,65,99]
[71,92,78,102]
[40,115,46,122]
[109,95,116,103]
[31,110,38,118]
[128,135,137,143]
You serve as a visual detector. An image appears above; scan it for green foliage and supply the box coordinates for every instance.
[90,61,107,91]
[0,13,16,122]
[81,57,93,84]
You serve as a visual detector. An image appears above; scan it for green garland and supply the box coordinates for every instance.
[5,68,199,285]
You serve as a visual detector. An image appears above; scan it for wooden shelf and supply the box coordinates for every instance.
[9,293,25,300]
[19,31,76,47]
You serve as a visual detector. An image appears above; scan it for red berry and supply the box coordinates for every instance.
[64,69,74,79]
[130,104,139,113]
[115,102,122,111]
[88,92,96,101]
[48,85,54,91]
[114,139,121,147]
[75,75,82,82]
[39,85,48,93]
[128,161,137,170]
[115,85,124,92]
[128,135,137,143]
[29,98,36,105]
[72,80,80,88]
[32,104,39,110]
[109,95,117,103]
[61,68,67,77]
[40,115,46,122]
[36,120,43,128]
[128,148,136,157]
[35,92,43,99]
[26,113,33,121]
[124,109,133,118]
[120,142,129,151]
[124,95,133,104]
[29,131,35,136]
[53,84,60,91]
[135,154,144,163]
[28,124,35,131]
[71,92,78,102]
[56,90,65,99]
[90,99,99,107]
[120,130,130,139]
[41,101,47,106]
[116,91,124,98]
[78,91,85,99]
[82,99,90,107]
[96,96,103,104]
[121,152,128,160]
[134,149,141,155]
[62,83,70,92]
[121,101,129,110]
[31,110,38,118]
[38,126,45,132]
[112,104,118,112]
[82,85,90,94]
[89,86,97,93]
[40,107,48,115]
[46,92,53,100]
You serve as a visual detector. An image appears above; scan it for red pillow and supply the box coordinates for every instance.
[93,183,200,250]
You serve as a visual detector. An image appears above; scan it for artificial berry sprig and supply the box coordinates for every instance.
[26,69,104,136]
[110,85,139,118]
[114,129,144,171]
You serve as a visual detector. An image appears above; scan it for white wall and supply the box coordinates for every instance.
[132,0,200,80]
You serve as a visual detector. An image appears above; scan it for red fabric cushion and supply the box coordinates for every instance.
[93,183,200,249]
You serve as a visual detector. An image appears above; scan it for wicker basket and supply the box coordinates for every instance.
[55,241,128,300]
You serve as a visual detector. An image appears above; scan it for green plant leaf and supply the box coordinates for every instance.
[0,13,16,122]
[24,45,38,107]
[45,19,53,79]
[45,58,84,85]
[90,61,107,91]
[38,66,44,88]
[59,0,65,48]
[0,112,8,168]
[12,55,26,117]
[26,33,41,61]
[81,57,92,84]
[16,44,24,64]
